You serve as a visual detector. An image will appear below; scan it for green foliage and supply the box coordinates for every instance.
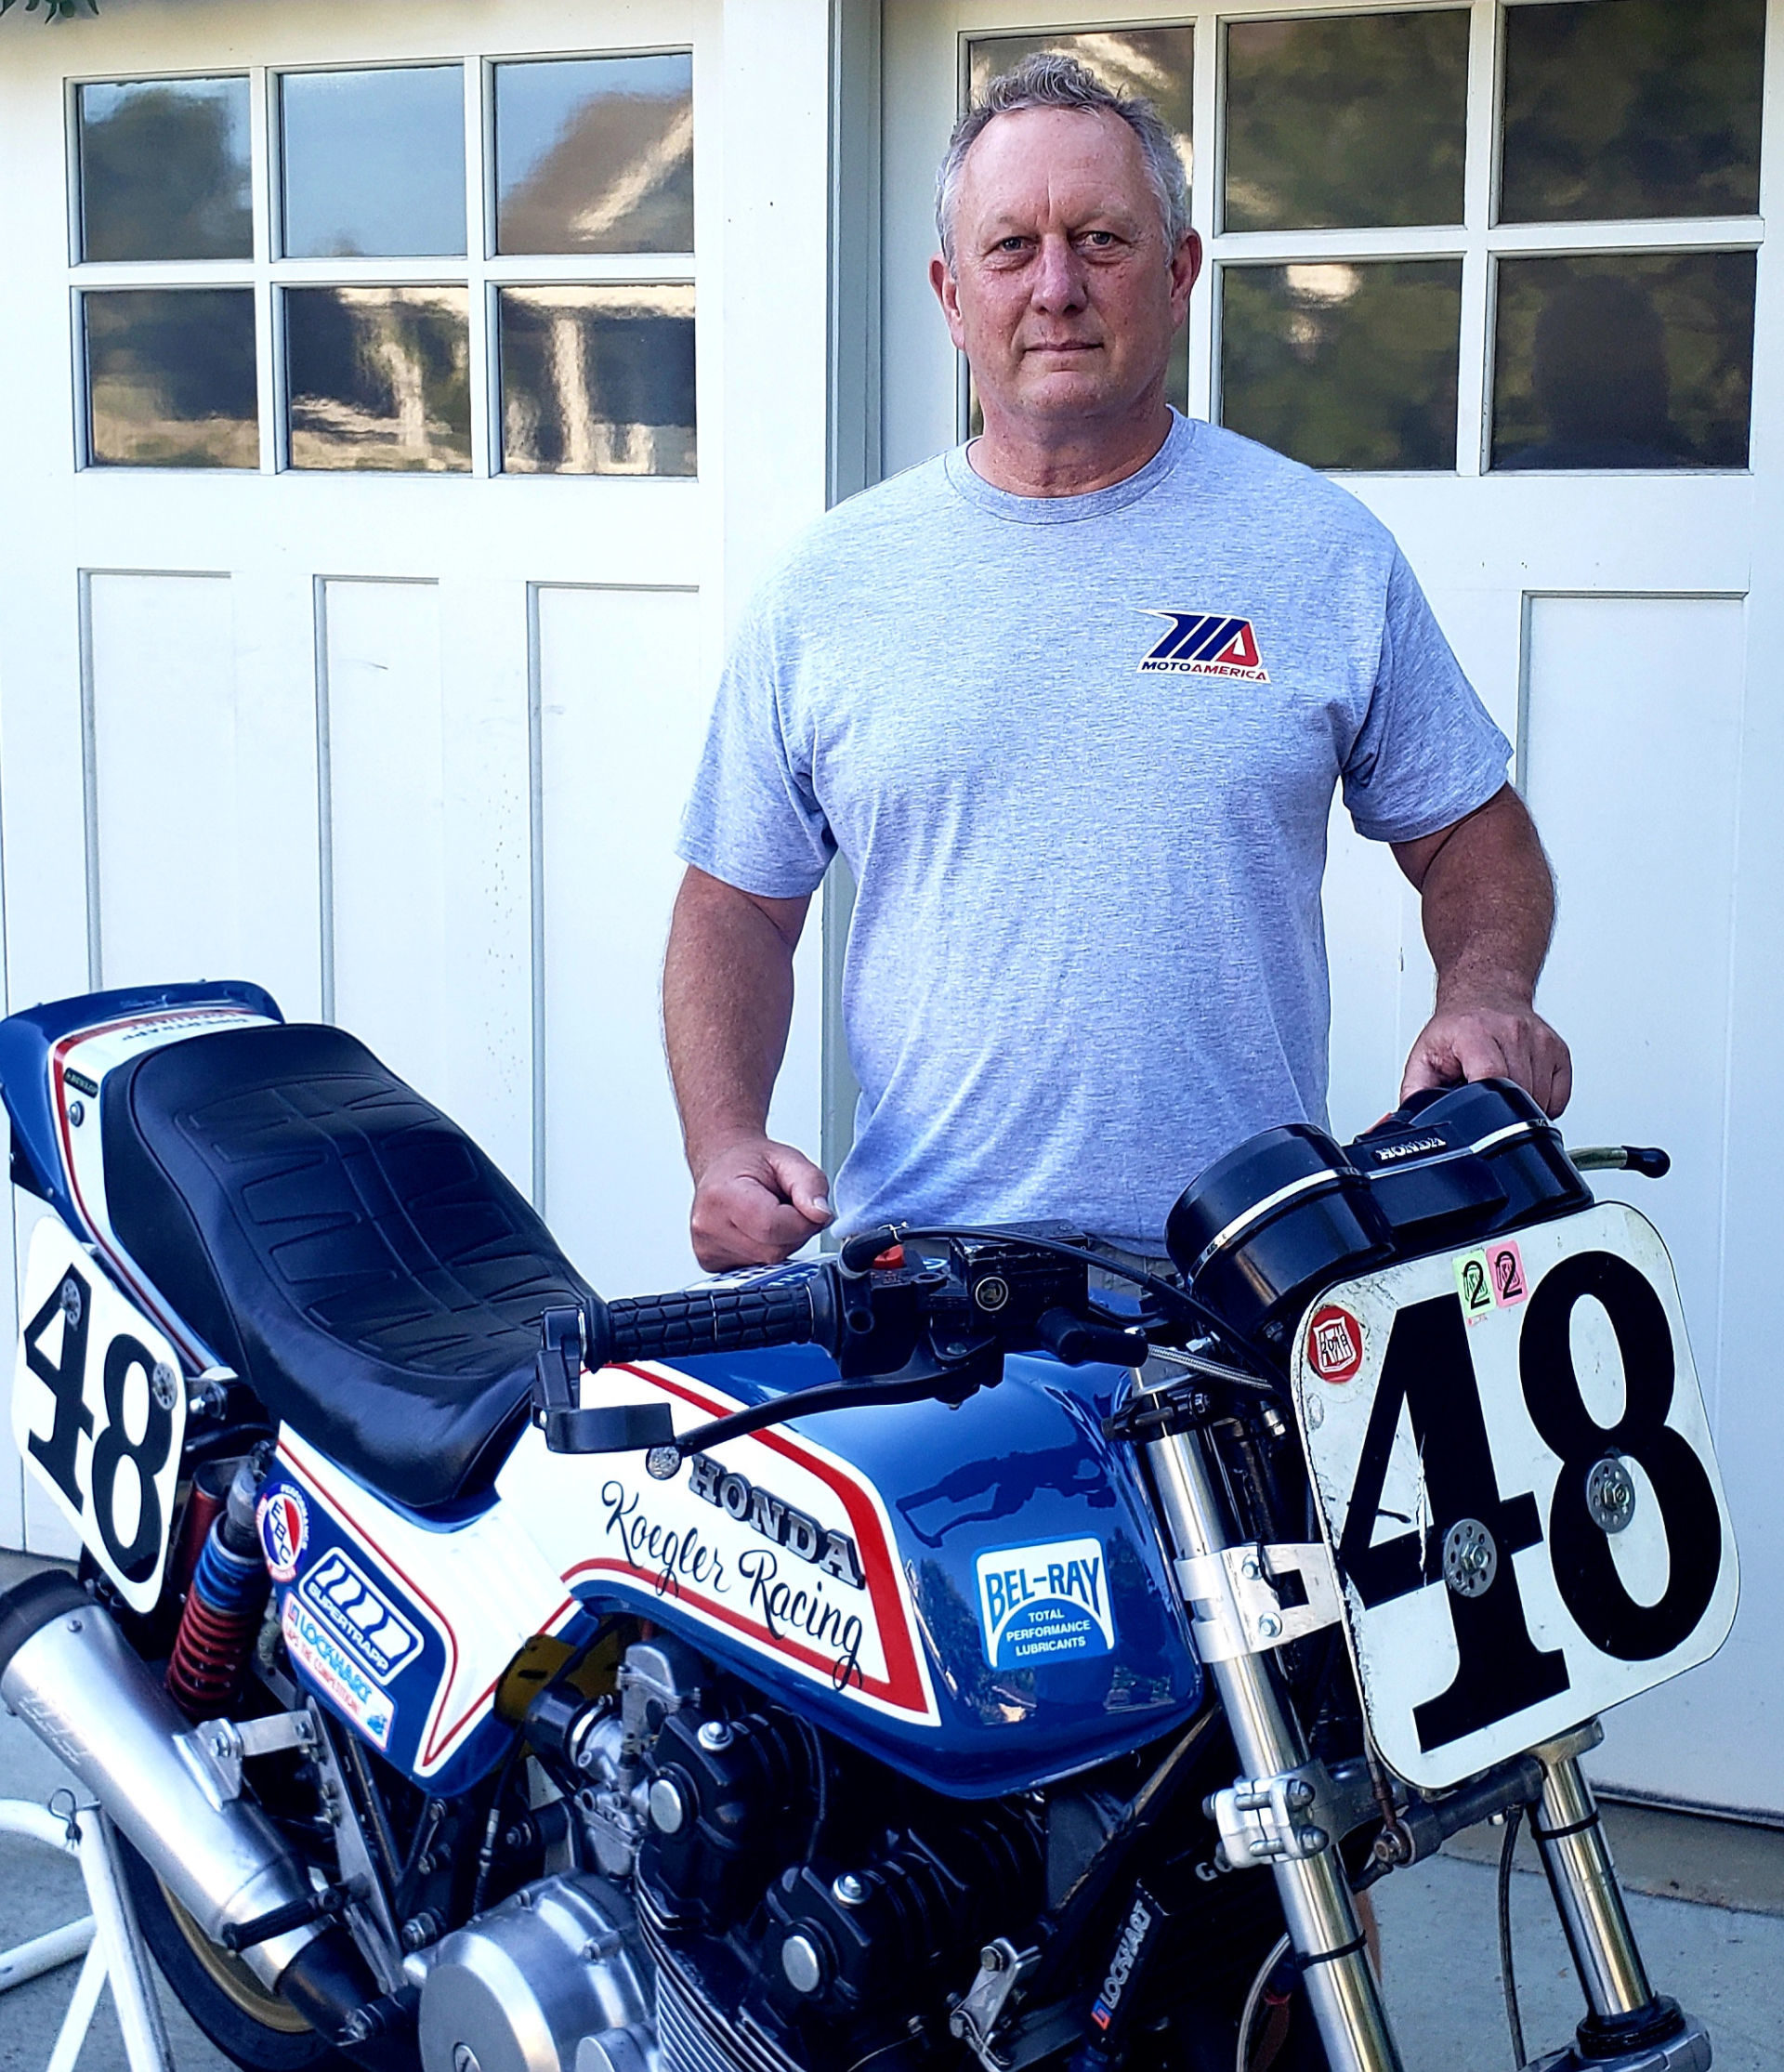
[0,0,100,19]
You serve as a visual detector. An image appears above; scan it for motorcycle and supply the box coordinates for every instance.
[0,979,1738,2072]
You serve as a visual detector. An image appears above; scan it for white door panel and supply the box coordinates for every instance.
[882,0,1781,1813]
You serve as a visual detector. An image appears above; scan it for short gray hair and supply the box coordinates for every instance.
[936,52,1190,266]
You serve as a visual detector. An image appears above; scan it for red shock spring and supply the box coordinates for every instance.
[165,1523,269,1718]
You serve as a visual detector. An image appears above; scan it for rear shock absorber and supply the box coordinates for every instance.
[166,1447,271,1717]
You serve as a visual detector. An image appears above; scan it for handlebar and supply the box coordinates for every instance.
[1569,1144,1672,1179]
[534,1133,1672,1461]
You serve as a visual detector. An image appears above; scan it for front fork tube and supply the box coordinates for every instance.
[1147,1410,1708,2072]
[1145,1421,1404,2072]
[1525,1727,1710,2069]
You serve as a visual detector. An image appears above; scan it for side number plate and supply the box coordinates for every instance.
[11,1215,187,1613]
[1292,1201,1737,1791]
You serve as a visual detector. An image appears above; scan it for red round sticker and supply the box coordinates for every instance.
[1306,1304,1364,1383]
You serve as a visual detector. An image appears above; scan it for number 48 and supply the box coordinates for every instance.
[1333,1251,1722,1754]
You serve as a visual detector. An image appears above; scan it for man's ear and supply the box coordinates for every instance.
[929,254,968,350]
[1170,229,1203,320]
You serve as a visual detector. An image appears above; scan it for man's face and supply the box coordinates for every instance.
[931,106,1200,436]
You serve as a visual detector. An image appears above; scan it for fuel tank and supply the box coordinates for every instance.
[518,1344,1204,1798]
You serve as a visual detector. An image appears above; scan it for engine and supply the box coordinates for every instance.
[414,1635,1048,2072]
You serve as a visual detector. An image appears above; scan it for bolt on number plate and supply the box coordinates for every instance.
[11,1213,188,1614]
[1292,1201,1737,1792]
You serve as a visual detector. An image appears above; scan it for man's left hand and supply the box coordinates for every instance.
[1401,991,1572,1117]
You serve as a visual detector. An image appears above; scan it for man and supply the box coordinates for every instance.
[665,55,1569,1274]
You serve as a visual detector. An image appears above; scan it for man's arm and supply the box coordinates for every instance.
[662,864,833,1269]
[1391,784,1572,1116]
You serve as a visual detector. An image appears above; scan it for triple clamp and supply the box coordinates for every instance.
[1174,1541,1342,1663]
[1207,1757,1375,1871]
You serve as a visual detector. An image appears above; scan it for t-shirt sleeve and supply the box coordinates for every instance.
[676,593,836,898]
[1341,548,1512,845]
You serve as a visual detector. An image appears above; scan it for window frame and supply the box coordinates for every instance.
[952,0,1764,478]
[63,48,700,479]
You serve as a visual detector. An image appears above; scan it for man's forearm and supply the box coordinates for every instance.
[1411,788,1554,1007]
[662,867,806,1174]
[1393,785,1571,1114]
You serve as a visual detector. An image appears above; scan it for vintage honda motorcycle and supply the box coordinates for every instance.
[0,980,1737,2072]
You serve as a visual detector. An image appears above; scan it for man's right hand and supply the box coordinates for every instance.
[689,1134,833,1270]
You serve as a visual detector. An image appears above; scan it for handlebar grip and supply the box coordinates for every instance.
[1570,1144,1672,1179]
[1035,1307,1148,1370]
[605,1280,820,1363]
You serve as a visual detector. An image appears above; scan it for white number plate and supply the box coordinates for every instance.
[12,1215,187,1613]
[1292,1201,1737,1791]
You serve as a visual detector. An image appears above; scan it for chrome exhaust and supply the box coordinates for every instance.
[0,1571,334,1995]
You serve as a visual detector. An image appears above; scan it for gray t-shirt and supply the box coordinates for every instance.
[677,413,1510,1246]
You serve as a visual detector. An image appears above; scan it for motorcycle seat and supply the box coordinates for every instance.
[98,1022,596,1512]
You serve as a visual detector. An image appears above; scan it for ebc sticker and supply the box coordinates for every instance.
[297,1548,423,1686]
[258,1488,308,1583]
[1306,1304,1365,1382]
[282,1595,394,1749]
[975,1537,1116,1670]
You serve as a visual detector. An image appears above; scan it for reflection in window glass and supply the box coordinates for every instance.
[1220,261,1461,472]
[284,287,471,471]
[84,289,258,468]
[281,68,466,257]
[966,28,1193,188]
[1492,253,1755,472]
[78,78,252,262]
[1500,0,1764,224]
[499,286,695,476]
[494,55,693,255]
[1224,12,1468,231]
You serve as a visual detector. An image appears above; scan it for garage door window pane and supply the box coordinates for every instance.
[285,287,471,471]
[965,28,1194,187]
[77,78,252,262]
[84,289,258,468]
[1221,261,1461,472]
[1492,252,1756,472]
[499,285,695,476]
[1500,0,1764,224]
[1224,12,1468,230]
[281,68,466,257]
[494,55,694,256]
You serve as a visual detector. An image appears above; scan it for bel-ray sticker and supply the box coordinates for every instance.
[975,1536,1116,1670]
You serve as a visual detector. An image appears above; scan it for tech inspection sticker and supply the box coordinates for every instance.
[975,1537,1116,1670]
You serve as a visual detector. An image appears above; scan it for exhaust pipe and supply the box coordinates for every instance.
[0,1571,377,2035]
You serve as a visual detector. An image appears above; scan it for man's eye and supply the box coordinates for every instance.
[1081,230,1118,248]
[997,237,1029,253]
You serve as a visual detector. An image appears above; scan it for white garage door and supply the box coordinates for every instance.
[0,0,831,1552]
[880,0,1784,1816]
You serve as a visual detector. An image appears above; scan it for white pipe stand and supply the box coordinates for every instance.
[0,1796,175,2071]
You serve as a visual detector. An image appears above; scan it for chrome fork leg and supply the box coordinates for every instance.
[1145,1420,1404,2072]
[1526,1726,1710,2071]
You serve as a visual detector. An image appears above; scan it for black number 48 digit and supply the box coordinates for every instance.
[1333,1241,1723,1755]
[1519,1251,1721,1661]
[22,1267,176,1586]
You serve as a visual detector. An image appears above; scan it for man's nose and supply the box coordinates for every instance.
[1030,232,1088,312]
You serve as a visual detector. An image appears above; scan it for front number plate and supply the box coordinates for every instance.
[12,1214,187,1613]
[1292,1201,1737,1791]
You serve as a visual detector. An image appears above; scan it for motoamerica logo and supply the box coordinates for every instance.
[688,1455,865,1589]
[1137,610,1269,682]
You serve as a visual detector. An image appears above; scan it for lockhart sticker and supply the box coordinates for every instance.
[1305,1304,1365,1382]
[258,1488,308,1583]
[975,1536,1115,1670]
[282,1594,393,1748]
[1454,1249,1494,1325]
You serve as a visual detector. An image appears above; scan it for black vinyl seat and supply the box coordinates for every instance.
[101,1023,597,1511]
